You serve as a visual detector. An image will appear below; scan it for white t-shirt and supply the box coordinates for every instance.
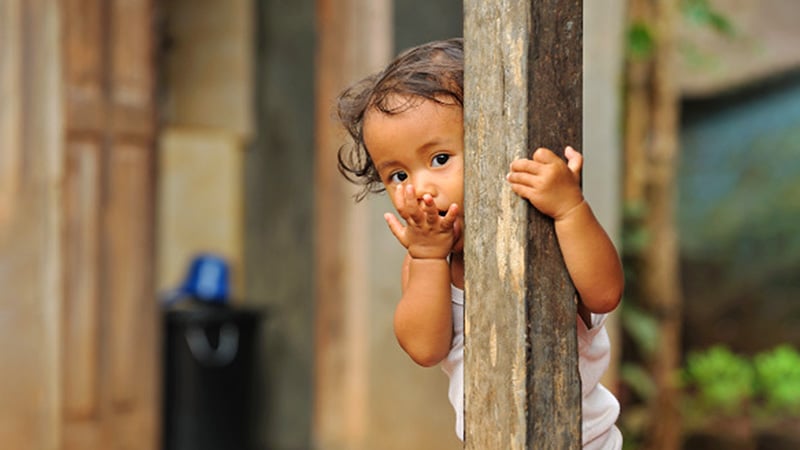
[441,285,622,449]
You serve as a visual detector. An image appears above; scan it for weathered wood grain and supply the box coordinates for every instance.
[464,1,582,447]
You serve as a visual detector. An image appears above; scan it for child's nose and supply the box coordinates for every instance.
[412,175,437,198]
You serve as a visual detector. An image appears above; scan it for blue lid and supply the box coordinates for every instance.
[163,253,230,306]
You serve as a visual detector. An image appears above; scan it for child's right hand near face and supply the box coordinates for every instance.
[384,184,460,259]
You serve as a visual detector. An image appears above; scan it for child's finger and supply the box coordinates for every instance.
[404,184,417,205]
[392,184,407,211]
[565,146,583,177]
[508,182,538,204]
[506,170,538,189]
[400,184,423,223]
[393,184,418,223]
[532,147,556,163]
[384,212,408,246]
[509,158,539,175]
[421,194,439,223]
[439,203,459,228]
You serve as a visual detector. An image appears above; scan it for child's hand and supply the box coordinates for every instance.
[506,146,584,220]
[384,184,460,259]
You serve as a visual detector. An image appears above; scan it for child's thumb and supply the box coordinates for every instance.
[565,146,583,175]
[384,213,408,247]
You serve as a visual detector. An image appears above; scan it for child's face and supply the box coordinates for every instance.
[363,95,465,245]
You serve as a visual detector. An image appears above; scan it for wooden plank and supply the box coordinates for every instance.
[105,143,153,408]
[0,0,63,448]
[61,0,106,423]
[61,2,107,449]
[110,0,154,137]
[0,0,22,229]
[63,141,102,419]
[106,4,158,449]
[103,139,159,449]
[63,0,105,132]
[527,2,583,447]
[463,1,582,447]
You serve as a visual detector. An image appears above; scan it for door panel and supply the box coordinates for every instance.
[110,0,154,137]
[106,143,154,408]
[62,0,158,449]
[64,0,105,131]
[63,141,102,419]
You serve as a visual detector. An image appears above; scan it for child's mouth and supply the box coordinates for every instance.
[438,210,447,217]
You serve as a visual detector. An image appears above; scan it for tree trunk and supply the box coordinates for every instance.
[624,0,683,449]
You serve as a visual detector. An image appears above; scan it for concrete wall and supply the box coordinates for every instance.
[677,0,800,97]
[584,0,627,389]
[157,0,252,297]
[246,1,315,448]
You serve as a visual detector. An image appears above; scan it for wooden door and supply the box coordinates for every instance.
[62,0,159,449]
[0,0,158,448]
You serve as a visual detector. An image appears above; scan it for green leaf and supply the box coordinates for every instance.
[621,304,660,357]
[628,22,654,60]
[622,363,657,401]
[682,0,735,36]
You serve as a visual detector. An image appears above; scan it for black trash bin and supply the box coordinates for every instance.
[163,303,262,450]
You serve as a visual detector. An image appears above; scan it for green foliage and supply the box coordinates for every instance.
[622,345,800,440]
[627,22,655,60]
[626,1,736,66]
[621,303,660,358]
[621,362,657,402]
[681,344,800,425]
[681,0,735,36]
[753,345,800,416]
[683,346,755,416]
[621,200,650,256]
[677,0,737,72]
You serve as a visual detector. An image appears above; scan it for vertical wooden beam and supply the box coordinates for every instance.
[463,1,582,448]
[0,0,64,448]
[0,0,22,229]
[313,0,391,449]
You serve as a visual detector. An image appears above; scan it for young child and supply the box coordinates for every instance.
[336,38,624,449]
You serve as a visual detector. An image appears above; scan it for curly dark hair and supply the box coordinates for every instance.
[336,38,464,201]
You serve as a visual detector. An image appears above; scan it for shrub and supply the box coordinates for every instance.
[683,345,754,416]
[753,345,800,417]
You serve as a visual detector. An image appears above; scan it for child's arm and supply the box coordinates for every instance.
[384,184,459,367]
[394,254,453,366]
[507,146,624,316]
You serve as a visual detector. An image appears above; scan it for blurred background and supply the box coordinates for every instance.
[0,0,798,449]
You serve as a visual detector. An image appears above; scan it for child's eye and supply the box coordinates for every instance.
[432,154,450,167]
[388,171,408,184]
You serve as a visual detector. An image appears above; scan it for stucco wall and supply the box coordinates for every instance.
[678,0,800,97]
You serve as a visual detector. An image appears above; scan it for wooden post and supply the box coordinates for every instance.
[313,0,391,448]
[463,1,583,448]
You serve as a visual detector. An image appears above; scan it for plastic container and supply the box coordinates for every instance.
[162,303,262,450]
